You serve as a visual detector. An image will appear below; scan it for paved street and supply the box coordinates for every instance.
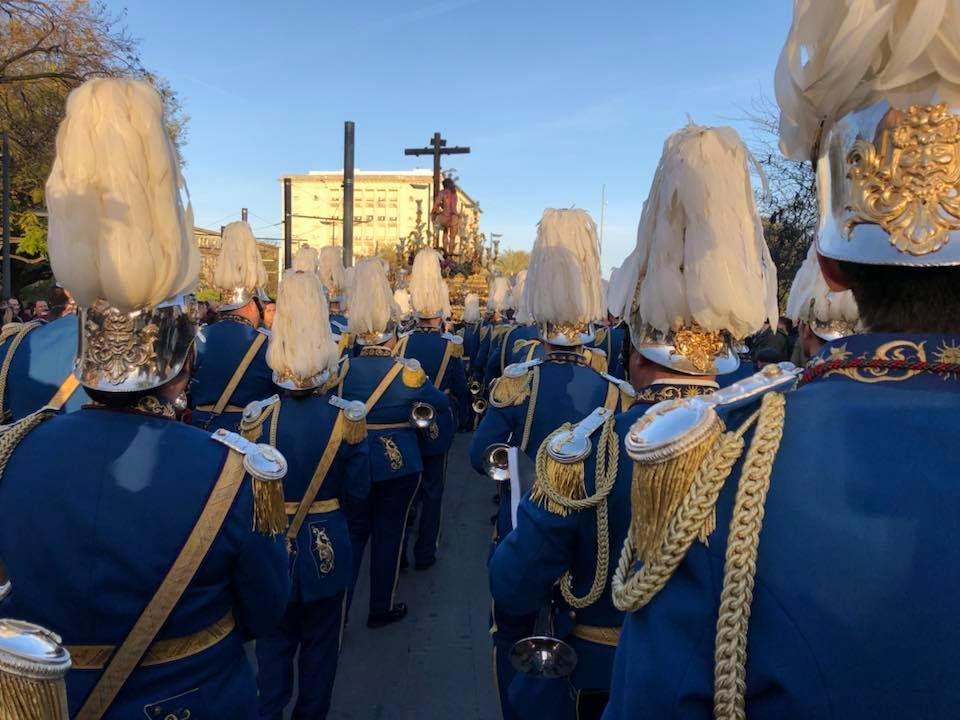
[328,432,500,720]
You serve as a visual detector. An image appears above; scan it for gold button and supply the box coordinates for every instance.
[568,611,576,620]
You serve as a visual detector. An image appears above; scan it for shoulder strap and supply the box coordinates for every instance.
[434,340,456,388]
[48,374,81,411]
[365,361,404,413]
[392,334,410,357]
[287,414,345,539]
[519,365,542,452]
[211,332,267,416]
[76,449,248,720]
[0,322,42,420]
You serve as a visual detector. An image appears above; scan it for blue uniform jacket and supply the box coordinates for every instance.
[0,406,289,719]
[474,319,508,382]
[191,317,274,432]
[460,322,483,374]
[397,329,468,456]
[342,350,451,482]
[484,324,539,387]
[0,316,90,420]
[469,357,633,474]
[260,392,371,604]
[490,380,717,695]
[605,333,960,720]
[592,323,626,380]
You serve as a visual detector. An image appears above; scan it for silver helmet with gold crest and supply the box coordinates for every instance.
[621,122,779,375]
[45,78,200,393]
[777,0,960,266]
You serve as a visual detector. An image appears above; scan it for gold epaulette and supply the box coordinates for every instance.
[400,358,426,388]
[492,325,513,342]
[513,338,539,356]
[329,395,368,445]
[584,347,608,374]
[442,332,465,359]
[239,395,281,442]
[489,361,538,408]
[594,327,609,346]
[211,429,288,537]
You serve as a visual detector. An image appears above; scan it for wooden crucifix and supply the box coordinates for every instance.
[404,132,471,255]
[404,131,471,199]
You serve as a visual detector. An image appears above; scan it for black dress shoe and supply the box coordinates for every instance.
[414,558,436,572]
[367,603,408,629]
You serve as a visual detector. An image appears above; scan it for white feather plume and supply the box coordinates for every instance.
[776,0,960,159]
[409,248,446,315]
[487,276,511,311]
[292,244,319,274]
[514,270,531,324]
[631,122,779,339]
[214,222,267,292]
[526,209,605,326]
[463,293,481,322]
[394,287,412,317]
[318,246,346,296]
[267,269,340,382]
[349,258,395,336]
[785,243,860,325]
[45,78,198,311]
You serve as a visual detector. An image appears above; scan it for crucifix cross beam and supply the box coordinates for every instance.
[404,131,470,199]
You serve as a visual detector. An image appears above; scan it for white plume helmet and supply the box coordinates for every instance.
[292,244,319,274]
[319,246,346,300]
[409,248,447,318]
[629,122,778,374]
[487,276,511,313]
[776,0,960,161]
[349,258,397,343]
[526,209,604,345]
[785,244,859,341]
[463,293,481,322]
[514,270,531,324]
[267,269,340,389]
[394,287,412,318]
[442,280,452,320]
[46,78,198,312]
[214,221,267,300]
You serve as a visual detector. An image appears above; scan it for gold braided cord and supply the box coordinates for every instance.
[0,673,69,720]
[0,411,55,482]
[519,366,540,451]
[611,409,760,613]
[713,392,786,720]
[0,322,41,421]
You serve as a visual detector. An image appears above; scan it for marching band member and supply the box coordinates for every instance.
[341,258,451,628]
[0,77,289,719]
[606,3,960,716]
[251,269,370,720]
[474,275,512,383]
[394,248,467,570]
[489,122,778,720]
[190,220,274,432]
[319,245,349,333]
[484,270,538,386]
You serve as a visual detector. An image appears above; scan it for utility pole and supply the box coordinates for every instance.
[241,207,248,223]
[283,178,292,269]
[1,131,10,301]
[599,184,606,258]
[343,121,355,267]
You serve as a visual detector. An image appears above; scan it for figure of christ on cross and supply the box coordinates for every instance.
[404,132,470,256]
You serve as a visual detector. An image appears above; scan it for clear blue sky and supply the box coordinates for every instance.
[111,0,791,274]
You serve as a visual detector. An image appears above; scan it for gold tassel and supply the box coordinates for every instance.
[402,364,426,388]
[586,349,608,374]
[252,477,288,537]
[0,673,69,720]
[630,420,722,565]
[450,342,464,359]
[490,373,531,407]
[343,414,367,445]
[530,454,586,517]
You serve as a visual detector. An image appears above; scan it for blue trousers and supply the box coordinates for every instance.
[347,473,420,615]
[256,591,345,720]
[491,603,538,720]
[408,453,447,565]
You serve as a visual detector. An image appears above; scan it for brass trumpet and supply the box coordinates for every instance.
[409,402,437,432]
[483,443,511,482]
[509,606,578,679]
[472,397,488,415]
[469,379,482,396]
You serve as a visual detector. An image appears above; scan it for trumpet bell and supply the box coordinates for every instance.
[469,380,482,396]
[409,402,436,430]
[509,636,578,679]
[483,443,511,482]
[472,397,488,415]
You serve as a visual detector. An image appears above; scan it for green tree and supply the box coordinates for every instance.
[494,249,530,278]
[0,0,188,293]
